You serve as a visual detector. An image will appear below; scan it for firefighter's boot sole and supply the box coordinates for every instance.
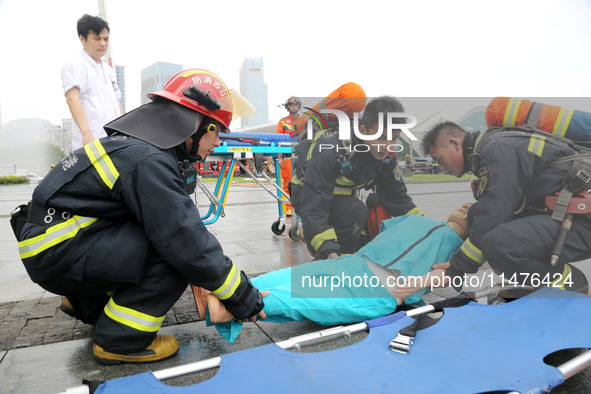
[93,335,179,365]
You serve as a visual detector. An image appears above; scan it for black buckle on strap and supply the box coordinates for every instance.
[27,201,71,225]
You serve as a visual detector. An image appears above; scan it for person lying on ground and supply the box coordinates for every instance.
[193,204,470,342]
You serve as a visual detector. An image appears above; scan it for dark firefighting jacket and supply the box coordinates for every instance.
[446,130,575,279]
[17,135,261,319]
[290,128,419,259]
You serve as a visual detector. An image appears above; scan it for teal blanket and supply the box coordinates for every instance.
[209,215,463,342]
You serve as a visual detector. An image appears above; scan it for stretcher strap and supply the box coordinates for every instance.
[524,102,544,128]
[430,293,471,311]
[551,187,572,222]
[390,294,470,354]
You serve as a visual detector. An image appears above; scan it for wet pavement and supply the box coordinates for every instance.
[0,180,590,393]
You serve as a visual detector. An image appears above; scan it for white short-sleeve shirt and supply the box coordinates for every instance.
[61,50,122,150]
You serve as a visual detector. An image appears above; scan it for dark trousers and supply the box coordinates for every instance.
[328,195,369,254]
[290,182,369,255]
[480,213,591,292]
[40,249,188,353]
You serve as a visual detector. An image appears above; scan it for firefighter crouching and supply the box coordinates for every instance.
[11,69,265,364]
[395,119,591,299]
[289,86,422,260]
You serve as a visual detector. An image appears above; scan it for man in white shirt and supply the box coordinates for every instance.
[62,14,123,151]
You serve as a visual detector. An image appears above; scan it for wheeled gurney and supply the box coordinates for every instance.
[195,132,295,234]
[71,287,591,394]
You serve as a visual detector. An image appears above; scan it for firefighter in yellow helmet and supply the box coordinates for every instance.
[13,69,266,364]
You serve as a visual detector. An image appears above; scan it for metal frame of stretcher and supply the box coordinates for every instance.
[62,293,591,394]
[146,300,465,381]
[195,138,294,234]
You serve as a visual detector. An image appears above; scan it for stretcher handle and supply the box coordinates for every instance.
[152,323,367,381]
[506,349,591,394]
[221,135,262,145]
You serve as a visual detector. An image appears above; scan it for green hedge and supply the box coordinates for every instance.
[0,176,30,185]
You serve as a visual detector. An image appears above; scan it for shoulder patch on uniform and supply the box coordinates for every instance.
[393,164,402,181]
[475,167,488,199]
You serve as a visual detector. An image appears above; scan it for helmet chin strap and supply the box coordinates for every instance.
[189,116,211,160]
[175,130,206,163]
[179,113,207,162]
[189,132,204,161]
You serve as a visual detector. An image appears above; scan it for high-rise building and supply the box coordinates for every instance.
[239,58,269,128]
[61,119,73,153]
[115,65,126,113]
[140,62,183,105]
[39,124,71,154]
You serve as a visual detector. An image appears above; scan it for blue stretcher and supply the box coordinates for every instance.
[87,287,591,394]
[196,132,295,234]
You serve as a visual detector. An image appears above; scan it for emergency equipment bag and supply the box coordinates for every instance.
[485,97,591,145]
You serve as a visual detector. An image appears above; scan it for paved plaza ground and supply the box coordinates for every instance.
[0,180,589,393]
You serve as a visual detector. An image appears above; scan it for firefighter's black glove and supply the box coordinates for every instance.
[220,271,265,320]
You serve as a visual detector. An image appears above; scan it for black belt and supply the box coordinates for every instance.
[27,201,72,225]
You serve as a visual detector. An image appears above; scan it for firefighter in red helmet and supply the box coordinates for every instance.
[276,96,301,215]
[13,69,266,364]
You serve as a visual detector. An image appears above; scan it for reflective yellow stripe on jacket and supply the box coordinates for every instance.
[527,134,546,157]
[18,216,98,259]
[280,121,294,132]
[311,228,338,251]
[212,262,241,300]
[334,176,372,196]
[405,207,424,216]
[85,139,120,189]
[104,298,164,332]
[307,129,330,161]
[333,186,354,196]
[460,237,485,265]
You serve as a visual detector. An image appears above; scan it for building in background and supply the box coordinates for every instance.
[239,58,269,128]
[115,65,126,113]
[61,118,73,153]
[140,62,183,105]
[39,123,71,154]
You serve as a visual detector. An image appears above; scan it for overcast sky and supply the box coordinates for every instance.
[0,0,590,128]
